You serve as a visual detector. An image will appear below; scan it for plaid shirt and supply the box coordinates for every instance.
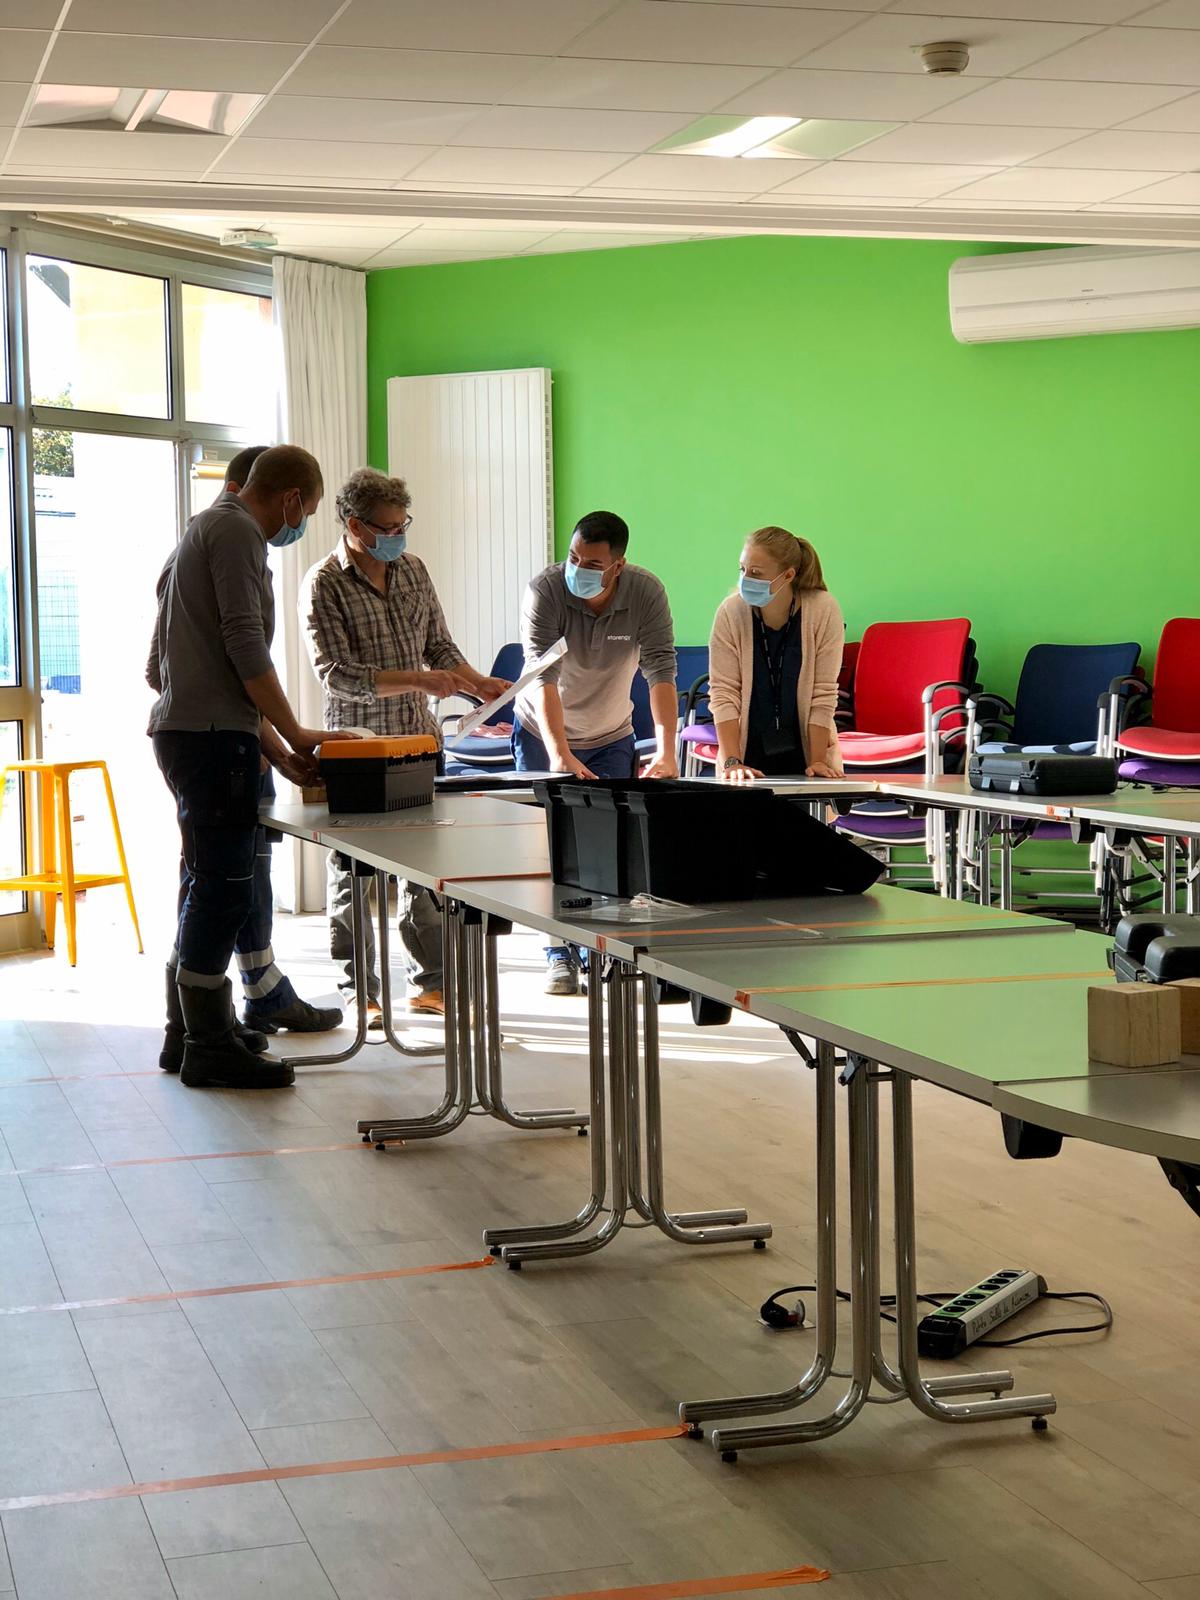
[300,539,466,739]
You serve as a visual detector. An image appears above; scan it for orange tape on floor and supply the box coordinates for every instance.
[552,1569,830,1598]
[0,1423,686,1513]
[735,968,1111,1005]
[0,1253,496,1318]
[12,1140,368,1178]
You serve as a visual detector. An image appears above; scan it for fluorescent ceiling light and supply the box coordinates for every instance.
[653,115,801,159]
[29,84,260,137]
[745,119,898,160]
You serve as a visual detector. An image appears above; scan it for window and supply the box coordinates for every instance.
[0,723,20,915]
[26,255,170,419]
[0,431,14,687]
[182,282,274,435]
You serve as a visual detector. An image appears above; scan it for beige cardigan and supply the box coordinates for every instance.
[707,587,844,761]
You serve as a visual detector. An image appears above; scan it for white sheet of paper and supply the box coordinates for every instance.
[453,637,568,739]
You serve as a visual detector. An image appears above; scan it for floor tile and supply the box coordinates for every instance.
[167,1541,337,1600]
[251,1417,397,1468]
[143,1480,305,1559]
[0,1309,95,1399]
[3,1498,174,1599]
[0,1390,130,1499]
[77,1311,264,1481]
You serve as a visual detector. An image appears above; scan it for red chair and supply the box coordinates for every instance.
[839,618,974,775]
[836,618,975,893]
[1108,618,1200,778]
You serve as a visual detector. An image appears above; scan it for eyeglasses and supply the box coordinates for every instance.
[359,514,412,535]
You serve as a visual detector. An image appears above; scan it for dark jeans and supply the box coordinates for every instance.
[155,729,261,989]
[512,718,638,965]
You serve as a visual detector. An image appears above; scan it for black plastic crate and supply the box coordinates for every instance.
[321,754,437,814]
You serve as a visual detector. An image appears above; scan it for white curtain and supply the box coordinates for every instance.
[272,256,367,911]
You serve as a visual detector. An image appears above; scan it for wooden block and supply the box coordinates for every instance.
[1169,977,1200,1055]
[1088,982,1181,1068]
[301,784,327,806]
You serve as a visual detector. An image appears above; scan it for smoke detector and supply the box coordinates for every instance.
[916,40,970,75]
[220,228,278,251]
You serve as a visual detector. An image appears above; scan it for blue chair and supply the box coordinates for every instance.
[634,645,710,767]
[964,641,1141,908]
[441,642,524,776]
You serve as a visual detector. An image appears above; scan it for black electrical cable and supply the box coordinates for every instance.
[761,1284,1113,1344]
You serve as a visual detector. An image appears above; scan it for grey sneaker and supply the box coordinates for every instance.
[545,956,579,997]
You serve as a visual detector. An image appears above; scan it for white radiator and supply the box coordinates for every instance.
[386,368,553,673]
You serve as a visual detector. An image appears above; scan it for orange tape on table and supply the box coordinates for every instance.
[550,1569,830,1598]
[734,968,1111,1007]
[0,1424,687,1513]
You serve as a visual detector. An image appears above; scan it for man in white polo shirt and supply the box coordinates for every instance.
[512,509,678,994]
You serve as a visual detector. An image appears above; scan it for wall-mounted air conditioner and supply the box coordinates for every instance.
[949,245,1200,344]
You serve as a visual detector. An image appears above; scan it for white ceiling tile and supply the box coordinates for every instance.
[921,76,1188,126]
[1017,26,1200,85]
[1107,171,1200,202]
[288,245,374,265]
[1095,199,1200,210]
[574,183,757,200]
[44,32,301,92]
[117,209,268,233]
[396,226,557,250]
[685,0,886,7]
[63,0,338,42]
[898,0,1148,18]
[841,121,1085,164]
[1116,90,1200,131]
[934,196,1089,209]
[503,57,768,112]
[286,47,544,102]
[1023,127,1200,167]
[943,165,1169,200]
[0,31,49,80]
[589,150,815,190]
[401,146,627,185]
[562,1,869,67]
[522,230,691,252]
[268,224,415,246]
[1133,1,1200,25]
[203,170,401,189]
[796,13,1098,77]
[7,3,60,23]
[0,83,29,125]
[10,126,226,170]
[367,248,503,266]
[248,97,482,146]
[765,158,992,196]
[394,177,580,194]
[445,105,693,153]
[325,0,612,54]
[716,68,984,120]
[213,137,433,181]
[754,189,924,205]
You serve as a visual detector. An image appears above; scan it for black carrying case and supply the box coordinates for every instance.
[533,778,883,903]
[1110,914,1200,984]
[968,752,1118,797]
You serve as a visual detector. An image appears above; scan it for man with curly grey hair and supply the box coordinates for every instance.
[300,467,509,1020]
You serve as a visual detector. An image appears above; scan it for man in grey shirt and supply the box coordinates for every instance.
[149,444,330,1090]
[512,509,678,994]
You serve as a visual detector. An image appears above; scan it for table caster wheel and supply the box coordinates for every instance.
[1032,1416,1049,1432]
[507,1259,523,1271]
[374,1143,386,1152]
[577,1126,588,1137]
[488,1244,501,1256]
[361,1134,371,1144]
[720,1450,738,1465]
[686,1423,703,1440]
[753,1238,767,1250]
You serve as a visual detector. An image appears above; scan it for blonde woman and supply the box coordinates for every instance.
[708,526,844,783]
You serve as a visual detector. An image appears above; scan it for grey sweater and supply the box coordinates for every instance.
[147,492,275,736]
[515,562,676,750]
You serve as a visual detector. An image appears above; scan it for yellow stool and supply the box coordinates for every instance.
[0,759,143,966]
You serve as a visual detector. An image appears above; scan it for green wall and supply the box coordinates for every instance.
[367,235,1198,694]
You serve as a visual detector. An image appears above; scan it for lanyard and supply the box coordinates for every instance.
[753,601,796,730]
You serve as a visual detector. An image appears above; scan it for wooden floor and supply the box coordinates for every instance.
[2,898,1200,1600]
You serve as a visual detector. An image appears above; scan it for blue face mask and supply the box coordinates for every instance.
[269,497,307,549]
[738,573,778,607]
[565,560,607,600]
[370,530,407,562]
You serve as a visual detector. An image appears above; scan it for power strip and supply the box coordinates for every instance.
[917,1269,1046,1359]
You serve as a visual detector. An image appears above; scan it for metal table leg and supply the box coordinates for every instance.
[359,895,472,1145]
[680,1040,838,1432]
[283,867,371,1068]
[376,870,443,1059]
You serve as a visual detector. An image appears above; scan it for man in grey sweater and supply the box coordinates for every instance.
[512,509,678,994]
[148,444,330,1089]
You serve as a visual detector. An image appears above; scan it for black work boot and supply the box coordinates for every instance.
[244,996,343,1034]
[179,979,294,1089]
[161,966,267,1073]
